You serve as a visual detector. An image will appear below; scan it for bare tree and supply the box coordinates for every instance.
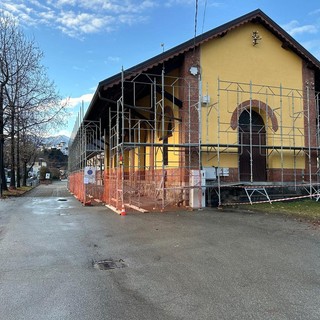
[20,129,42,186]
[0,12,67,191]
[0,13,16,193]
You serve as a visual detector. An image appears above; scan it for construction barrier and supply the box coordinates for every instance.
[68,171,85,203]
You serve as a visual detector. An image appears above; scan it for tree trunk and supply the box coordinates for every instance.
[0,84,7,194]
[22,161,27,186]
[16,109,20,188]
[10,104,16,188]
[16,134,21,188]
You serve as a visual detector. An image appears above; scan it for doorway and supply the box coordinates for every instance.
[239,110,266,181]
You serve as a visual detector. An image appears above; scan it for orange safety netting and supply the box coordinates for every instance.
[68,171,85,203]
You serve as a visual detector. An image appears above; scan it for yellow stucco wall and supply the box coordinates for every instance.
[135,89,181,169]
[200,22,305,169]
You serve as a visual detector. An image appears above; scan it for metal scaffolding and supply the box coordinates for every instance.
[68,104,104,204]
[103,69,203,212]
[68,72,320,210]
[202,79,320,206]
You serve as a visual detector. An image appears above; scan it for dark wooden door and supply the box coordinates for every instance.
[239,110,266,182]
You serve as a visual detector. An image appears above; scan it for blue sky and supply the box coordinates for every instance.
[1,0,320,137]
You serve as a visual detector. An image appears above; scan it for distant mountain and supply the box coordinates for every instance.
[41,135,69,155]
[41,135,70,147]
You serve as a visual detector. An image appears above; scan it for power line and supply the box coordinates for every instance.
[194,0,198,49]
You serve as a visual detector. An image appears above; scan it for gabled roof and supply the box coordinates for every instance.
[99,8,320,90]
[85,9,320,123]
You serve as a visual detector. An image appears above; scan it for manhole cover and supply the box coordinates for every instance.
[58,198,67,201]
[93,259,126,270]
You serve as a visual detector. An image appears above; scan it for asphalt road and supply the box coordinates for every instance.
[0,181,319,320]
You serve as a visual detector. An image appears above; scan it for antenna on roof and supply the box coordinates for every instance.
[201,0,208,34]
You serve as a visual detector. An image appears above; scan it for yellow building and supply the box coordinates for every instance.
[69,9,320,210]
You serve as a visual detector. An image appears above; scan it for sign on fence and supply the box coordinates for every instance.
[84,167,96,184]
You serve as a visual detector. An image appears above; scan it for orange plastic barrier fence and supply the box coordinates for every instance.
[68,171,85,203]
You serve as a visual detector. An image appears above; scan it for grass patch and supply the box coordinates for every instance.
[240,199,320,221]
[2,186,33,197]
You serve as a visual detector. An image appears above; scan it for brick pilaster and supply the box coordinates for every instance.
[179,48,201,170]
[302,61,318,180]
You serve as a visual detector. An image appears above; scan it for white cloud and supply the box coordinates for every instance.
[2,3,23,13]
[283,20,318,36]
[1,0,158,38]
[106,56,121,63]
[77,0,157,14]
[29,0,51,10]
[38,10,56,26]
[118,14,148,25]
[309,9,320,16]
[62,93,94,109]
[2,0,221,39]
[165,0,194,6]
[56,0,77,7]
[54,11,114,37]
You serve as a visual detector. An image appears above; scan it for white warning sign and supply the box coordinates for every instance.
[84,166,96,184]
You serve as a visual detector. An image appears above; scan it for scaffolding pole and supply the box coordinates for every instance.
[203,78,319,206]
[68,74,320,210]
